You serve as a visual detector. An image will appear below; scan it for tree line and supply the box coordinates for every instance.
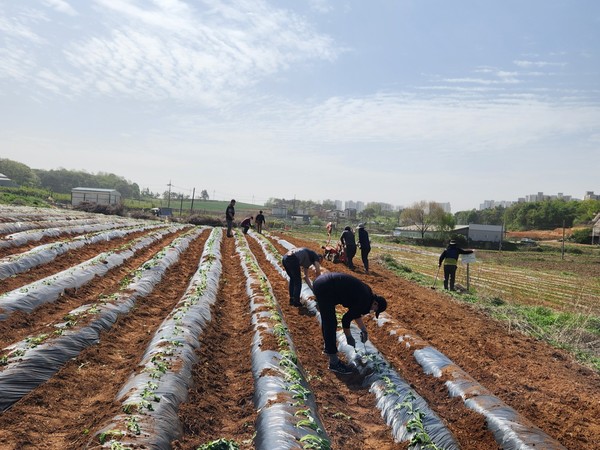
[2,158,597,231]
[454,199,599,230]
[0,158,214,203]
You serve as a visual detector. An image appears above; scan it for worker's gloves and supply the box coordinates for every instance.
[346,334,356,347]
[360,330,368,343]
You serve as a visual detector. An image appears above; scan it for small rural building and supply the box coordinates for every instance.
[271,207,287,218]
[0,173,18,187]
[393,224,503,243]
[467,224,503,243]
[71,187,121,207]
[592,212,600,244]
[392,225,469,239]
[290,214,311,223]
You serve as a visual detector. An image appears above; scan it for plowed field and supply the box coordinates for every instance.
[0,207,598,449]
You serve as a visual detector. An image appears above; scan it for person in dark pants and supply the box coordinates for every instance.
[282,247,322,307]
[255,211,266,233]
[225,199,236,237]
[312,272,387,374]
[240,216,253,234]
[438,240,473,291]
[340,226,357,269]
[357,223,371,273]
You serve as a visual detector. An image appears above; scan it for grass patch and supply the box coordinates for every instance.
[378,254,429,285]
[481,300,600,372]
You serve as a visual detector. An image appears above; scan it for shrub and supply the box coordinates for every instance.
[74,202,124,216]
[188,215,224,227]
[570,227,592,245]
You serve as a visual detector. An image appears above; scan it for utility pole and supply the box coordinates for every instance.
[167,181,172,208]
[190,188,195,213]
[561,220,565,260]
[179,193,184,216]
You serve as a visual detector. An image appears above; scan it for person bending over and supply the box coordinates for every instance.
[282,247,322,307]
[312,272,387,374]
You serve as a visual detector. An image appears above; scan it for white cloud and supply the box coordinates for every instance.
[42,0,78,16]
[5,0,338,105]
[513,59,567,68]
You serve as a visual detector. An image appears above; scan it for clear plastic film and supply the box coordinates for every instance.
[415,346,567,449]
[0,225,185,320]
[237,233,330,450]
[90,227,221,448]
[0,223,167,279]
[0,227,205,413]
[256,235,460,449]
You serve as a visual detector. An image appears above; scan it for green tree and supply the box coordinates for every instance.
[359,207,376,221]
[200,189,209,200]
[454,209,479,225]
[0,159,39,187]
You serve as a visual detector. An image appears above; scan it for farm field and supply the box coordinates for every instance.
[294,228,600,317]
[0,206,599,449]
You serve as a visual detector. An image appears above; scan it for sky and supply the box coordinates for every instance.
[1,0,599,212]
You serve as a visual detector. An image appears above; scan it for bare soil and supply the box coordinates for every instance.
[0,227,598,449]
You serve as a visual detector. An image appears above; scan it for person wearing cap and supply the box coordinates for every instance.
[282,247,322,307]
[357,223,371,274]
[312,272,387,374]
[340,226,357,270]
[438,239,473,291]
[240,215,253,234]
[225,199,236,237]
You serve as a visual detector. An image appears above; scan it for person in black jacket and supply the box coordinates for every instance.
[340,226,357,270]
[438,240,473,290]
[225,199,236,237]
[357,223,371,273]
[313,272,387,374]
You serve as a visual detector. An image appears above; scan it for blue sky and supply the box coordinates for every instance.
[1,0,599,211]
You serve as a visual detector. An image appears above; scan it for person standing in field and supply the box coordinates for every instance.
[282,247,322,307]
[340,226,357,270]
[312,272,387,374]
[225,199,236,237]
[326,221,334,239]
[240,216,253,234]
[255,210,266,234]
[438,239,474,291]
[357,223,371,274]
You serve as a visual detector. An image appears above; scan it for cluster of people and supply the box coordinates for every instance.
[224,199,266,237]
[224,201,473,376]
[282,246,387,375]
[338,223,371,273]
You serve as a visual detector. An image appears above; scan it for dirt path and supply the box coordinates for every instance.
[173,233,257,449]
[275,232,600,450]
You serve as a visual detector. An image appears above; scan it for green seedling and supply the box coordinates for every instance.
[198,437,240,449]
[98,429,124,444]
[299,434,331,450]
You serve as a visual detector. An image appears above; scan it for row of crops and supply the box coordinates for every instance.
[0,207,575,448]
